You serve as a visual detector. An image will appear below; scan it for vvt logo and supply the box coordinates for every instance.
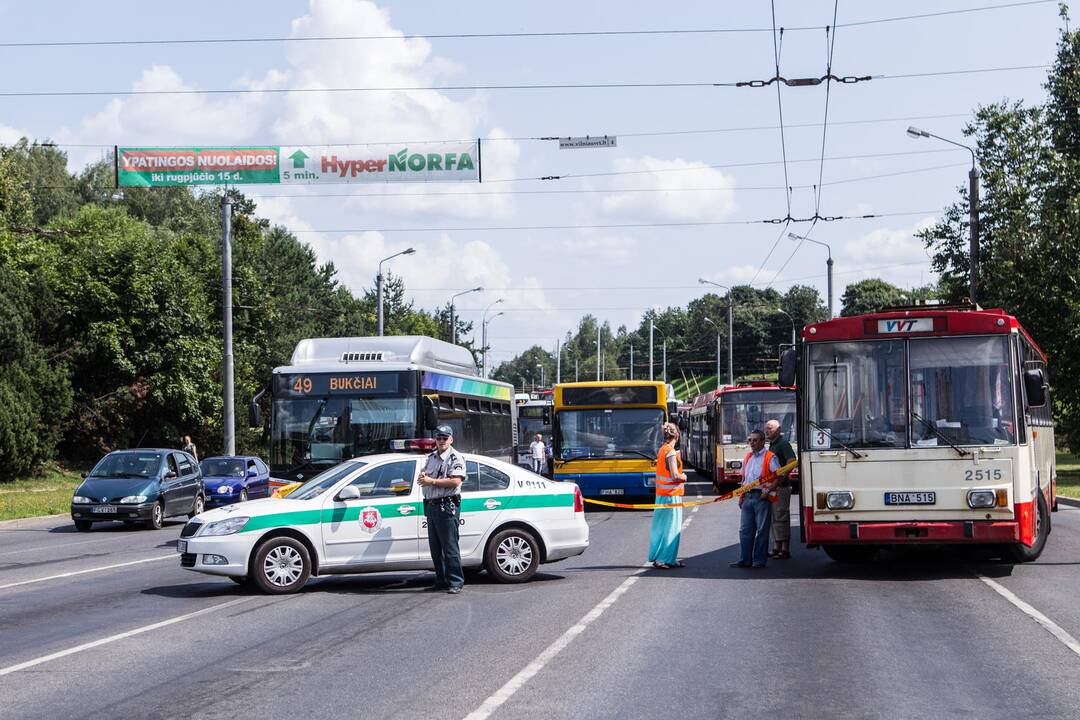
[886,320,917,332]
[878,318,933,334]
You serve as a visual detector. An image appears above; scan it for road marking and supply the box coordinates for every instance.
[0,533,156,558]
[0,596,256,676]
[977,573,1080,658]
[0,555,174,591]
[463,514,696,720]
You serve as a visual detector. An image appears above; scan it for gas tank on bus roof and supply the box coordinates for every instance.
[286,336,479,376]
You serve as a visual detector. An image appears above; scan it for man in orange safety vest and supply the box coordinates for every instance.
[730,429,780,569]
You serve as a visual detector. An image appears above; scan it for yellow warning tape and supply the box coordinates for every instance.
[581,459,798,510]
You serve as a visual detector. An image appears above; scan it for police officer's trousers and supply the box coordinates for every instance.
[425,498,464,589]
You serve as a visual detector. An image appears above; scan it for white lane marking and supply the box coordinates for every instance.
[0,532,155,557]
[463,515,696,720]
[977,573,1080,658]
[0,555,173,591]
[0,596,256,676]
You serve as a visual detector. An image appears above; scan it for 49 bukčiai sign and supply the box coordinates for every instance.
[116,141,481,187]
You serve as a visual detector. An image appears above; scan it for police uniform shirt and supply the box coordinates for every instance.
[422,447,466,500]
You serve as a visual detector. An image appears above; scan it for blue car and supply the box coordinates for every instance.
[199,456,271,507]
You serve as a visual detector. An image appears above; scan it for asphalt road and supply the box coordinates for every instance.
[2,474,1079,720]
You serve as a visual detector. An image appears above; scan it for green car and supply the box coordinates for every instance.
[71,449,205,531]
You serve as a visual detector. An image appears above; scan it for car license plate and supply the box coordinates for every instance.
[884,491,936,505]
[599,489,624,495]
[177,540,187,554]
[93,505,116,514]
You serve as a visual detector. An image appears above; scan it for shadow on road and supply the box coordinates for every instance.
[48,519,185,534]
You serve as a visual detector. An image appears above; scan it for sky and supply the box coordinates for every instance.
[0,0,1069,372]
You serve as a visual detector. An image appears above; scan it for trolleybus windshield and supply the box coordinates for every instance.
[718,390,796,443]
[557,408,664,460]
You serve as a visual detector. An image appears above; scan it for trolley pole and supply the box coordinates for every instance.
[221,193,235,455]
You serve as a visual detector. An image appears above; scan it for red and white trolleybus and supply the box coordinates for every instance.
[780,305,1055,563]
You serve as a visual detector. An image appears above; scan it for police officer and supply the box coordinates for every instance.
[418,424,466,594]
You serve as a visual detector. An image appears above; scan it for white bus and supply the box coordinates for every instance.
[780,306,1055,563]
[250,336,516,484]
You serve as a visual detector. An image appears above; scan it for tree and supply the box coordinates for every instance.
[840,278,905,317]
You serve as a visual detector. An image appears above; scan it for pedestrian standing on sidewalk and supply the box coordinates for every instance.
[731,429,779,569]
[765,419,797,560]
[649,422,688,569]
[418,425,466,594]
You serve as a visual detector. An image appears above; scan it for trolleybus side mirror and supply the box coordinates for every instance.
[667,401,678,419]
[778,348,797,388]
[1023,367,1047,408]
[248,400,261,428]
[423,396,439,430]
[542,407,551,425]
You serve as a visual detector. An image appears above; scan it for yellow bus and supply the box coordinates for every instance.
[551,381,669,498]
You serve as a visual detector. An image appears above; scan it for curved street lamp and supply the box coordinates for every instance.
[788,232,833,317]
[377,247,415,336]
[448,286,483,344]
[698,278,734,386]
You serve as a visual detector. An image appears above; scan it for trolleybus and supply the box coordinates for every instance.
[516,398,553,469]
[780,305,1054,563]
[251,336,516,484]
[685,382,797,492]
[551,381,668,497]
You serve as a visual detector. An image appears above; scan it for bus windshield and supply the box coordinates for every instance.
[557,408,664,460]
[807,340,908,449]
[719,390,796,443]
[271,395,417,473]
[910,335,1016,446]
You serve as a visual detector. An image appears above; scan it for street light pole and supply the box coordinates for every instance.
[907,126,980,305]
[788,232,833,317]
[596,324,601,381]
[376,247,416,336]
[537,363,545,388]
[699,279,734,386]
[775,307,796,348]
[629,342,634,380]
[704,317,721,390]
[649,319,655,381]
[556,338,561,384]
[481,311,503,377]
[448,286,483,345]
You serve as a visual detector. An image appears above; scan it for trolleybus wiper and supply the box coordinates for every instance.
[910,411,969,457]
[806,418,863,458]
[559,453,597,464]
[611,448,655,460]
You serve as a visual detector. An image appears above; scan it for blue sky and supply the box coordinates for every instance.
[0,0,1068,367]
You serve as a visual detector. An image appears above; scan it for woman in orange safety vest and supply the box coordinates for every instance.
[649,422,688,569]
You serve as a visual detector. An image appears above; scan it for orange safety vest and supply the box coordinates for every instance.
[655,442,685,497]
[743,449,779,502]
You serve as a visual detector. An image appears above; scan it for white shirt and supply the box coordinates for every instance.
[742,448,780,485]
[530,441,546,460]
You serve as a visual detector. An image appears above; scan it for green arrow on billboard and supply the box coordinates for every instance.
[288,150,309,169]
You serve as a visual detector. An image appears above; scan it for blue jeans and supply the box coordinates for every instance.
[739,492,773,566]
[425,499,464,589]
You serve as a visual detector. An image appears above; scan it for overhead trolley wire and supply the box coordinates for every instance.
[0,64,1048,98]
[0,1,1053,49]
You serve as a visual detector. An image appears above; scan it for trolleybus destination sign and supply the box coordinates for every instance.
[116,141,482,187]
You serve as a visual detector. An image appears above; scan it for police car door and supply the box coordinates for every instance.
[457,460,513,558]
[320,459,423,569]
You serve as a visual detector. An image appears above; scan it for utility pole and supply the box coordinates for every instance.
[221,194,235,455]
[699,279,734,386]
[649,319,655,381]
[596,325,601,381]
[555,338,561,383]
[575,357,579,382]
[662,340,667,383]
[629,343,634,380]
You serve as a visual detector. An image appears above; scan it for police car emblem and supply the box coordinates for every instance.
[360,507,381,533]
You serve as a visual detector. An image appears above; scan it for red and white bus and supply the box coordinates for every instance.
[685,382,797,492]
[780,306,1055,563]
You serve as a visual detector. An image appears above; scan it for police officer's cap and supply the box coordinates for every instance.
[434,425,454,438]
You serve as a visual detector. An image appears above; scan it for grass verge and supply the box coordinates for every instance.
[1057,451,1080,500]
[0,466,83,521]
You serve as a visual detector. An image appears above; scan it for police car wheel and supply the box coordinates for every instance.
[485,528,539,583]
[252,537,311,594]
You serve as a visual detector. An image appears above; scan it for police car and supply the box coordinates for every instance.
[177,453,588,594]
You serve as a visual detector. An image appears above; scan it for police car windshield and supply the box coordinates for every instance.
[290,461,367,500]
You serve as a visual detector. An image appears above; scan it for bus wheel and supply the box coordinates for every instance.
[1005,495,1049,563]
[823,545,878,564]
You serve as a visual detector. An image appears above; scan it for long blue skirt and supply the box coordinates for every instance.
[648,494,683,565]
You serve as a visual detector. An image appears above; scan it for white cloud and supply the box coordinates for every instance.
[599,155,736,221]
[0,123,27,144]
[699,264,763,286]
[841,217,937,264]
[558,232,639,262]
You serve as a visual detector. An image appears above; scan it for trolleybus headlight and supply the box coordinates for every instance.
[967,490,997,509]
[825,491,855,510]
[726,460,743,470]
